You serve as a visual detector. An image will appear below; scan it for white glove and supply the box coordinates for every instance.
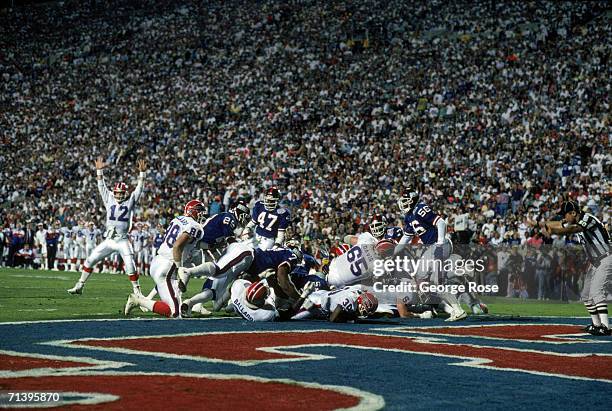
[259,268,276,279]
[300,281,316,299]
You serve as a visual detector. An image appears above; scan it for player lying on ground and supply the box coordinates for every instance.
[291,285,379,323]
[229,279,280,322]
[67,157,147,295]
[542,200,611,336]
[124,200,206,318]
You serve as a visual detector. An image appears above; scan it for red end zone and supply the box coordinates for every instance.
[0,375,362,410]
[72,330,612,381]
[0,354,91,371]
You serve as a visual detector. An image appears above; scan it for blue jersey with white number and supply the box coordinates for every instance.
[384,226,404,242]
[153,233,164,249]
[252,201,290,239]
[201,212,239,245]
[290,252,328,291]
[403,202,441,245]
[248,247,299,276]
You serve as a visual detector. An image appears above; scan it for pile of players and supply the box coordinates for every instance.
[68,158,485,322]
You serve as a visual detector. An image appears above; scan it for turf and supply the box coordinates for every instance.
[0,267,588,322]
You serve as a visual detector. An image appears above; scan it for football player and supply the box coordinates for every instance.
[395,188,467,321]
[124,200,206,318]
[179,240,302,316]
[240,187,290,250]
[327,238,396,287]
[230,279,279,322]
[292,285,379,322]
[67,157,147,295]
[129,223,144,276]
[177,200,250,291]
[34,223,48,270]
[59,222,74,271]
[71,220,87,272]
[344,214,387,246]
[83,222,101,272]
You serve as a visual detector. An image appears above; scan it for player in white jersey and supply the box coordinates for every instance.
[130,223,144,275]
[291,285,378,322]
[34,223,48,270]
[83,222,100,271]
[60,224,74,270]
[67,157,147,295]
[230,279,279,322]
[343,214,387,246]
[71,220,87,272]
[140,223,152,275]
[327,238,396,287]
[125,200,206,318]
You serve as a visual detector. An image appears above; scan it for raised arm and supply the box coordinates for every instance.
[95,157,111,205]
[131,159,147,203]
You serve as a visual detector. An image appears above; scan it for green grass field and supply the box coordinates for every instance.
[0,267,588,322]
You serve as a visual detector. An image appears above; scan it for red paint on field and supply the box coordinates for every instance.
[0,375,361,411]
[0,354,90,371]
[75,331,612,380]
[410,325,586,342]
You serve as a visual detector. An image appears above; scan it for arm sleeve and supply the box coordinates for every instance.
[131,171,146,204]
[394,232,413,254]
[436,218,447,245]
[274,230,285,246]
[97,177,111,206]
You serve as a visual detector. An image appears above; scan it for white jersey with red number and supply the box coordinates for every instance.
[98,173,144,239]
[230,279,278,322]
[157,216,203,263]
[306,286,360,319]
[327,243,378,287]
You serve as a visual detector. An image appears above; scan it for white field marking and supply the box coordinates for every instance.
[8,274,70,281]
[0,392,120,408]
[41,328,612,384]
[17,309,59,312]
[0,317,237,326]
[71,313,114,317]
[371,323,612,345]
[0,371,385,411]
[0,349,132,379]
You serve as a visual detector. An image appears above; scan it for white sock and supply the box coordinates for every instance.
[585,303,601,326]
[146,287,157,299]
[187,290,213,308]
[136,294,155,311]
[596,303,609,328]
[187,262,217,277]
[78,271,92,284]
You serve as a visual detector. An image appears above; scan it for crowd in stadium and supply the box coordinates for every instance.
[0,1,609,300]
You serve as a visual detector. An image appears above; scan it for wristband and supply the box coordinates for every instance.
[96,170,103,176]
[139,171,146,178]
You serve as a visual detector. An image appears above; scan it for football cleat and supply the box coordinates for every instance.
[67,282,84,295]
[584,323,598,334]
[418,310,434,319]
[594,326,611,336]
[180,302,192,318]
[445,309,468,322]
[471,302,489,315]
[124,293,139,316]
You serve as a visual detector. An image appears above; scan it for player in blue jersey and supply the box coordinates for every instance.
[384,226,404,243]
[396,188,467,321]
[177,200,250,292]
[179,240,302,316]
[240,187,290,250]
[288,249,329,293]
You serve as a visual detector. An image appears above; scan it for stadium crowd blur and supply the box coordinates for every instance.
[1,0,609,300]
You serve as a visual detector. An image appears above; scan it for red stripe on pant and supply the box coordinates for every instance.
[216,251,253,276]
[166,265,179,318]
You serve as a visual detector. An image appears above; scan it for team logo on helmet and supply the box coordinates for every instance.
[375,239,396,258]
[357,291,378,317]
[369,214,387,239]
[245,281,269,309]
[398,189,420,214]
[264,187,281,211]
[184,200,206,224]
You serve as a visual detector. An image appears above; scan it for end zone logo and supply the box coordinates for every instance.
[0,321,610,410]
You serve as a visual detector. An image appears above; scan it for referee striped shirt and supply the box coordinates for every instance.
[574,213,610,264]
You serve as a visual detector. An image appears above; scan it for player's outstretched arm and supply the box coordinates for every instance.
[95,156,111,204]
[542,220,583,235]
[132,159,147,203]
[276,263,300,299]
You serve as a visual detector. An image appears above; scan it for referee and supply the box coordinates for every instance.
[543,201,611,336]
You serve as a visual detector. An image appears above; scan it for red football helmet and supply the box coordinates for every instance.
[375,239,396,258]
[113,182,129,202]
[245,281,269,308]
[356,291,378,317]
[330,243,350,258]
[184,200,206,224]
